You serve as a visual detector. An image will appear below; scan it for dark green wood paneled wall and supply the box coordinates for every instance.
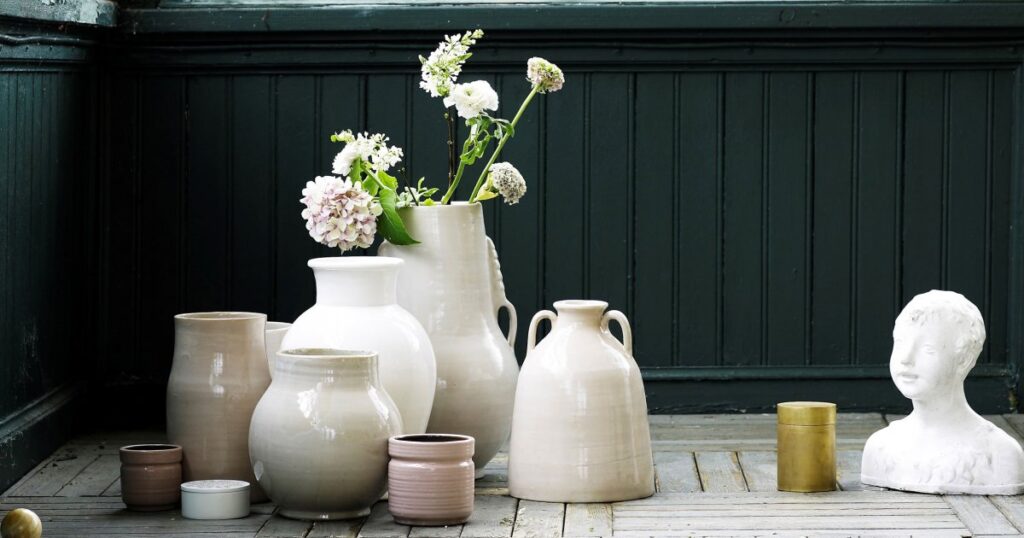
[0,19,99,489]
[100,18,1024,412]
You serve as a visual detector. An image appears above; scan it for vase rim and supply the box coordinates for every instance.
[553,299,609,311]
[390,434,474,445]
[175,312,265,322]
[403,201,481,210]
[278,348,377,360]
[266,321,292,331]
[308,256,403,270]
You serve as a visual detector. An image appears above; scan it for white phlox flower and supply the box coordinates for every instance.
[419,29,484,98]
[488,162,527,205]
[331,131,405,176]
[443,80,499,119]
[300,175,381,252]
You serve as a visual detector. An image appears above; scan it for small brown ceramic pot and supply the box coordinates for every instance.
[387,434,475,526]
[120,444,183,511]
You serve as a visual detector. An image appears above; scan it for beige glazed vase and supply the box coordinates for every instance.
[249,349,402,520]
[166,312,271,502]
[388,434,475,526]
[379,203,519,478]
[508,300,655,503]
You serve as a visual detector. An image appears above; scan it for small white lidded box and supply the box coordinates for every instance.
[181,480,250,520]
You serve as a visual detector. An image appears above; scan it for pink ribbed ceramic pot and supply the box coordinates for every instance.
[387,434,475,526]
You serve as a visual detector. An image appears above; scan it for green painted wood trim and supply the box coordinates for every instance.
[641,364,1010,381]
[120,2,1024,34]
[0,384,82,492]
[645,374,1015,413]
[0,0,116,27]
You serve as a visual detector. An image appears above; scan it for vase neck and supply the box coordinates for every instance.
[553,300,608,328]
[309,257,400,307]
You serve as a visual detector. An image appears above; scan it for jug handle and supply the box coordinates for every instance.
[601,310,633,356]
[528,310,557,352]
[486,236,517,347]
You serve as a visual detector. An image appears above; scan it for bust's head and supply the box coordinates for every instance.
[890,290,986,401]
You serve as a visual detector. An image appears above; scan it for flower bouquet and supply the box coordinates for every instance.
[300,30,564,252]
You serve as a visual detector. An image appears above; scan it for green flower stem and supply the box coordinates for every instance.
[441,126,479,204]
[468,85,540,203]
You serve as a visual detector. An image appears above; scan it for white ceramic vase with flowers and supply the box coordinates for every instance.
[297,30,565,475]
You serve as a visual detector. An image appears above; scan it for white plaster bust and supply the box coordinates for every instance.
[861,290,1024,494]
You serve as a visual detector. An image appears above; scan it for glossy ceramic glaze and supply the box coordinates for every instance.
[388,434,475,526]
[119,444,182,511]
[264,322,291,380]
[249,349,402,520]
[167,312,271,502]
[282,257,435,434]
[181,480,250,519]
[508,300,654,502]
[379,203,519,477]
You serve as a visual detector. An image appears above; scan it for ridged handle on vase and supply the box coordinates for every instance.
[601,310,633,356]
[485,237,517,347]
[527,310,557,353]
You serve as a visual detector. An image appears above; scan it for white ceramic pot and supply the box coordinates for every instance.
[508,300,655,503]
[282,257,435,434]
[249,349,402,520]
[379,203,519,477]
[167,312,271,503]
[265,322,291,379]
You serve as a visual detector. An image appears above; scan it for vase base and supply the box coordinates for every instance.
[278,507,371,521]
[394,516,470,527]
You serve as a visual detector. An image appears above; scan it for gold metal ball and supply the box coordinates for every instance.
[1,508,42,538]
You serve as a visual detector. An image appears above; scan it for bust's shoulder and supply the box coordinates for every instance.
[980,421,1024,464]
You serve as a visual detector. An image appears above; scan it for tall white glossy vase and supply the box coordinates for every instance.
[379,203,519,477]
[281,257,436,434]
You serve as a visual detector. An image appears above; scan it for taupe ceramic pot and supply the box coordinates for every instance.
[249,349,402,520]
[388,434,475,526]
[119,444,182,511]
[167,312,271,502]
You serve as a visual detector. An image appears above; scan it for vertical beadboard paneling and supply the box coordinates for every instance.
[676,73,722,367]
[811,73,855,365]
[587,73,631,321]
[138,76,185,380]
[902,71,945,299]
[495,72,542,359]
[185,76,230,311]
[987,70,1013,365]
[765,72,810,366]
[946,71,990,344]
[230,76,274,314]
[543,72,586,304]
[408,76,449,196]
[105,73,140,382]
[0,73,11,414]
[721,72,764,367]
[855,72,900,365]
[633,73,676,368]
[274,76,318,321]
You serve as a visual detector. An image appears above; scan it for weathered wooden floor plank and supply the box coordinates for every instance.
[308,520,363,538]
[562,503,611,537]
[511,500,563,538]
[55,453,121,497]
[357,502,408,538]
[694,452,747,493]
[460,495,517,538]
[408,523,463,537]
[736,451,776,492]
[653,451,701,493]
[943,495,1019,536]
[256,515,315,537]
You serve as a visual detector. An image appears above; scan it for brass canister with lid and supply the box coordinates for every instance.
[776,401,836,492]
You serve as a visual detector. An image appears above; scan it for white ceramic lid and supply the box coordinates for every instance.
[181,480,250,494]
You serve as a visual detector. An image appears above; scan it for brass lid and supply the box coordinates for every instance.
[777,401,836,426]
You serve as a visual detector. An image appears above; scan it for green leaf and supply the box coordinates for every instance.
[377,170,399,190]
[422,198,435,206]
[377,189,419,245]
[475,190,498,201]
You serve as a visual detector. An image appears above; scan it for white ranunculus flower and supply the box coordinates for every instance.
[443,80,499,119]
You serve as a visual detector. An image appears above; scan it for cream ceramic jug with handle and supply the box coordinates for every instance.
[508,300,654,502]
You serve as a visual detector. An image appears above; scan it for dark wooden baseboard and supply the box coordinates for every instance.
[0,384,83,493]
